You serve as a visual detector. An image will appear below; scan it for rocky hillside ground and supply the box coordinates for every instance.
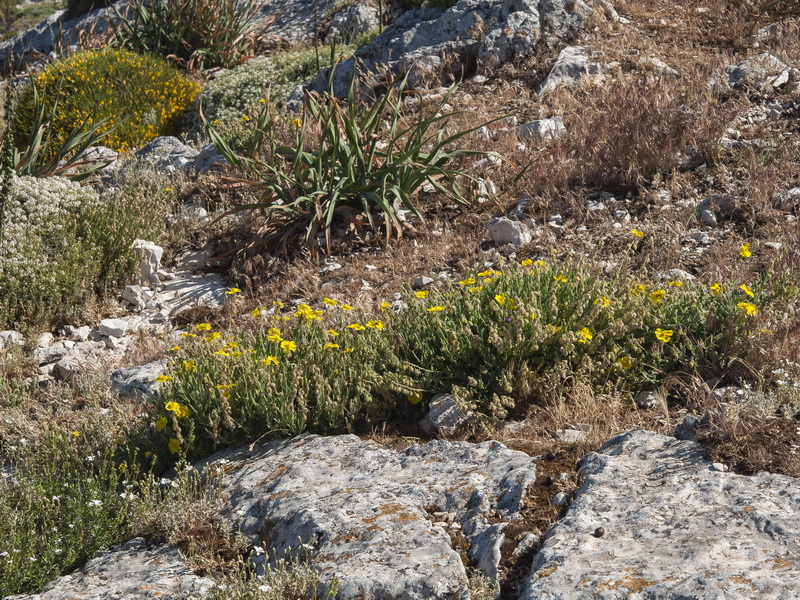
[0,0,799,598]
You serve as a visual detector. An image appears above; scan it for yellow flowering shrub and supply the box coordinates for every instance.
[12,49,200,154]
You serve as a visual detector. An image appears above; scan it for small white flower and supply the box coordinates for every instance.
[87,499,103,508]
[258,584,272,592]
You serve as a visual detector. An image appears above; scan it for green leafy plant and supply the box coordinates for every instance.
[11,49,200,155]
[110,0,275,71]
[206,74,493,256]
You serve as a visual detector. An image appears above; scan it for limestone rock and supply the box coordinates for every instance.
[537,46,603,94]
[301,0,594,100]
[518,116,566,140]
[522,429,800,599]
[53,357,83,382]
[200,434,537,597]
[193,143,229,174]
[634,390,659,409]
[110,359,168,399]
[724,53,788,89]
[488,217,533,247]
[32,345,68,365]
[5,538,214,600]
[0,330,24,349]
[131,239,163,290]
[325,2,380,44]
[419,393,474,438]
[98,318,128,338]
[133,136,199,173]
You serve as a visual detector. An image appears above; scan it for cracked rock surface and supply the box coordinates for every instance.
[5,538,214,600]
[201,434,538,599]
[522,429,800,600]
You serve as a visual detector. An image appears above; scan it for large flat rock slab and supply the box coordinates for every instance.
[203,434,537,599]
[523,429,800,599]
[5,538,213,600]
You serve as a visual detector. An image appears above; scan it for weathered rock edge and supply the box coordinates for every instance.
[522,428,800,600]
[203,433,538,599]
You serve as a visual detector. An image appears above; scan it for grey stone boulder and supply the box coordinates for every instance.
[193,143,229,174]
[325,2,380,44]
[5,538,213,600]
[537,46,603,93]
[0,330,24,349]
[200,434,537,596]
[133,136,199,173]
[518,116,566,141]
[98,318,128,338]
[419,393,474,438]
[522,429,800,599]
[724,53,789,89]
[301,0,595,99]
[488,216,533,246]
[110,359,168,399]
[52,357,83,382]
[32,345,68,365]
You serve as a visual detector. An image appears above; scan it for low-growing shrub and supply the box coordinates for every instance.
[11,49,200,155]
[155,253,794,460]
[187,46,349,142]
[0,174,167,328]
[110,0,273,71]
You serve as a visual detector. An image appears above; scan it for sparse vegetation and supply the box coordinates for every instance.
[1,0,800,596]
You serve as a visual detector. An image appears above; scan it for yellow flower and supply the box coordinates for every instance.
[740,284,754,297]
[155,417,168,431]
[280,340,297,353]
[739,243,751,258]
[205,331,221,342]
[348,323,366,331]
[366,320,384,330]
[547,324,562,334]
[323,342,340,349]
[521,259,533,266]
[655,328,673,342]
[225,288,242,294]
[196,323,212,331]
[214,349,230,357]
[408,391,423,405]
[617,356,634,369]
[427,306,445,312]
[380,301,391,311]
[594,296,611,307]
[415,290,429,299]
[710,283,721,295]
[267,328,283,342]
[290,117,302,127]
[323,297,338,306]
[477,270,493,277]
[340,304,354,311]
[261,356,279,366]
[668,280,683,287]
[553,275,568,283]
[182,360,196,372]
[494,294,507,306]
[71,430,79,437]
[170,346,182,352]
[178,405,191,418]
[295,304,324,320]
[180,332,197,338]
[468,286,482,293]
[154,374,173,383]
[534,260,546,267]
[649,290,666,304]
[576,327,593,344]
[459,278,477,285]
[632,284,647,295]
[328,329,339,337]
[737,302,758,316]
[251,307,262,317]
[631,229,644,238]
[168,438,181,454]
[165,401,181,413]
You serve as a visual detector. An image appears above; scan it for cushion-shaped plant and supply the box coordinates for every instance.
[12,48,200,154]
